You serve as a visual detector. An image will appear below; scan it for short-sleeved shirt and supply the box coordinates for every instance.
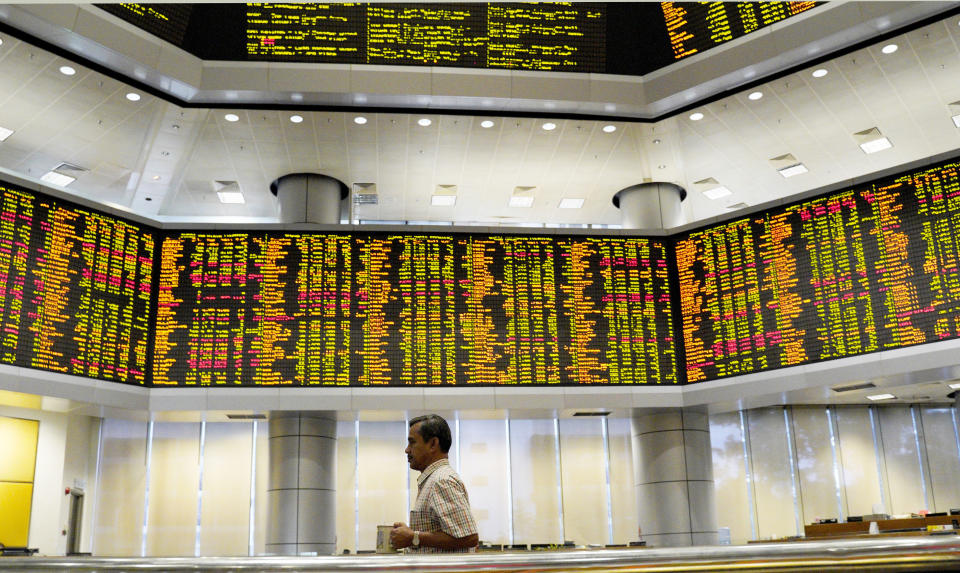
[408,458,478,553]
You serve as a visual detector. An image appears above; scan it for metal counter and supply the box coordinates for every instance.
[2,536,960,572]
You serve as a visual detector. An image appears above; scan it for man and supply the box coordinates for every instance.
[391,414,479,553]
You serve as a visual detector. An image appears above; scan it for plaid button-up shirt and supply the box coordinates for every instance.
[408,458,478,553]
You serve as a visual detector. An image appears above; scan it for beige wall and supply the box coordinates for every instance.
[712,404,960,544]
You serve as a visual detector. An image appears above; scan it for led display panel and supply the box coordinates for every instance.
[153,233,677,386]
[0,183,154,385]
[95,3,819,76]
[677,159,960,383]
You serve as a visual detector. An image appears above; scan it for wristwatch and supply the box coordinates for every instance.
[412,531,420,548]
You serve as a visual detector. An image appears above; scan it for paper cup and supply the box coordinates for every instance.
[376,525,395,553]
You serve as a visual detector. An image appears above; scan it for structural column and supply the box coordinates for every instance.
[613,182,686,229]
[631,408,717,547]
[266,411,337,555]
[270,173,348,224]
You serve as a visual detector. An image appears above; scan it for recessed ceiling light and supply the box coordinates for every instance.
[354,116,367,125]
[778,163,808,178]
[224,113,239,122]
[41,171,76,187]
[703,186,732,200]
[418,118,432,127]
[948,382,960,389]
[866,393,896,401]
[859,136,893,154]
[59,65,76,76]
[559,198,584,209]
[881,43,898,54]
[542,122,557,131]
[812,68,829,78]
[602,124,617,133]
[125,92,141,102]
[151,175,161,181]
[217,191,245,204]
[952,114,960,128]
[689,112,704,121]
[290,92,303,102]
[0,127,13,142]
[748,91,763,101]
[290,115,304,124]
[652,139,661,145]
[431,195,456,207]
[480,120,495,128]
[658,164,667,169]
[509,196,534,207]
[0,38,3,47]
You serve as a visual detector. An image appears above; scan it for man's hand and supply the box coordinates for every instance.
[391,522,414,549]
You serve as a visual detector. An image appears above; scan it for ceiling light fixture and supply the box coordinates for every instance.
[418,118,432,127]
[703,186,732,200]
[866,393,896,401]
[778,163,808,178]
[602,125,617,133]
[125,92,141,102]
[480,120,495,128]
[812,68,828,78]
[41,171,76,187]
[952,114,960,128]
[748,91,763,101]
[559,198,584,209]
[431,195,456,207]
[0,127,13,142]
[354,116,367,125]
[881,43,898,54]
[151,175,161,181]
[542,122,557,131]
[689,112,704,121]
[289,115,304,124]
[509,196,534,207]
[948,382,960,389]
[859,136,893,154]
[224,113,239,122]
[658,164,667,169]
[59,65,76,76]
[217,191,245,204]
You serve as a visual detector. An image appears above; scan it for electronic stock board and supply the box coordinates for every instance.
[98,2,818,75]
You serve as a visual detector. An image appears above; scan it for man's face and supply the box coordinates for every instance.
[406,423,433,471]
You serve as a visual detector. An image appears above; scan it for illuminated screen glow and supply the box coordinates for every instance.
[0,184,154,384]
[153,234,677,386]
[94,2,819,76]
[677,160,960,383]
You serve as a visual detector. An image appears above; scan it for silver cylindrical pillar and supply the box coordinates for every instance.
[266,411,337,555]
[631,408,717,547]
[271,173,347,224]
[613,182,685,229]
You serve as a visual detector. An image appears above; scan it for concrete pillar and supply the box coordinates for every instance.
[270,173,347,224]
[613,182,686,229]
[266,411,337,555]
[631,408,717,547]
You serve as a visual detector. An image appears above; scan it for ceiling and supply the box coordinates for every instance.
[0,5,957,230]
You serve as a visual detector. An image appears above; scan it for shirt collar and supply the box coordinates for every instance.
[417,457,450,489]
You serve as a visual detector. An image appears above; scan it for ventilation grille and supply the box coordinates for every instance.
[572,411,611,417]
[831,382,876,393]
[53,162,88,175]
[353,183,378,205]
[225,413,267,420]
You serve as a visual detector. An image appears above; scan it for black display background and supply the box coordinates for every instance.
[677,160,960,383]
[97,3,819,77]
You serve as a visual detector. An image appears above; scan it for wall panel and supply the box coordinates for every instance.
[146,422,201,556]
[459,419,509,545]
[199,422,252,556]
[335,420,358,554]
[791,407,842,524]
[877,407,927,514]
[607,417,636,544]
[509,419,562,545]
[709,411,752,544]
[834,407,883,516]
[356,421,407,550]
[919,407,960,513]
[559,417,608,546]
[93,418,148,556]
[747,408,796,538]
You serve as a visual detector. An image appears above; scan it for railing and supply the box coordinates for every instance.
[2,536,960,571]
